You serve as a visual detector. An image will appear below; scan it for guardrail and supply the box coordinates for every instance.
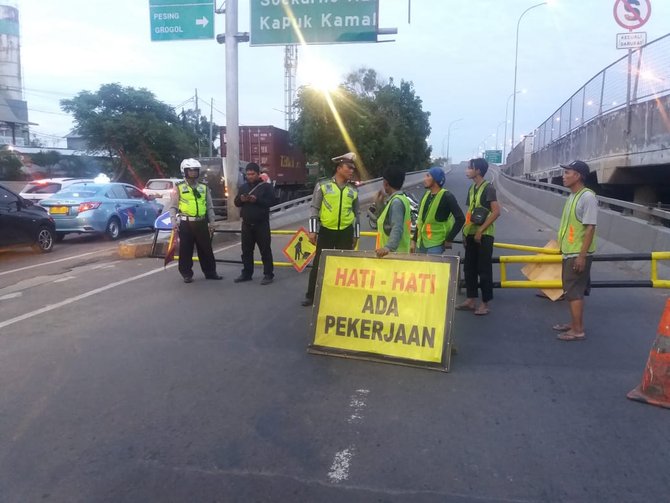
[500,171,670,226]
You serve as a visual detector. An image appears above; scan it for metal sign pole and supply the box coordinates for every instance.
[225,0,240,221]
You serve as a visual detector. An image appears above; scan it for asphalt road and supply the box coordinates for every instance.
[1,170,669,502]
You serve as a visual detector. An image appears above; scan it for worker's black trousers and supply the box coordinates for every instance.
[240,220,274,279]
[178,220,217,278]
[305,225,354,301]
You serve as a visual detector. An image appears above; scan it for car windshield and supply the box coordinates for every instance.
[146,180,173,190]
[56,187,101,199]
[22,182,62,194]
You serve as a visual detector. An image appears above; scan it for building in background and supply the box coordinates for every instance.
[0,2,30,146]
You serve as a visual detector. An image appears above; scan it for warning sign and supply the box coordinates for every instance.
[308,250,459,371]
[282,227,316,273]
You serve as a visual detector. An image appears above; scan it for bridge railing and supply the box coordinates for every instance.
[531,32,670,153]
[500,170,670,227]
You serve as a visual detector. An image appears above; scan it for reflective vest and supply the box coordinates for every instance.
[177,181,208,217]
[558,187,597,255]
[319,180,358,230]
[376,192,412,252]
[416,189,455,248]
[463,181,494,237]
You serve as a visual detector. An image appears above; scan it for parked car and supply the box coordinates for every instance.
[0,183,55,253]
[142,178,181,210]
[19,178,94,203]
[39,182,163,240]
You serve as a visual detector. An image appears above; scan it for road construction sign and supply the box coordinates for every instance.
[283,227,316,273]
[308,250,459,371]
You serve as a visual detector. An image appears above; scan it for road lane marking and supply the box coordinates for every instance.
[0,250,102,277]
[328,448,354,483]
[53,277,76,283]
[327,388,370,483]
[0,243,239,330]
[0,292,22,301]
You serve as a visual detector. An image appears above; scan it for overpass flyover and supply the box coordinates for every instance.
[506,32,670,207]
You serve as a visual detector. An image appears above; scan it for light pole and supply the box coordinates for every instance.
[504,90,523,160]
[511,2,547,158]
[495,120,506,151]
[445,117,463,167]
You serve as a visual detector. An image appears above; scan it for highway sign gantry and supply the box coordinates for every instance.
[149,0,215,42]
[484,150,503,164]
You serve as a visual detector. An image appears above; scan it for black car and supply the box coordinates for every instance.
[0,183,56,253]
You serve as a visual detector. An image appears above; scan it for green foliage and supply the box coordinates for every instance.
[0,149,23,180]
[178,108,219,157]
[290,68,432,179]
[61,83,201,183]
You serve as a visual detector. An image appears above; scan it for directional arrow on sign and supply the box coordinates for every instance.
[196,16,209,28]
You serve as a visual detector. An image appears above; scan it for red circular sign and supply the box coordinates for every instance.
[613,0,651,30]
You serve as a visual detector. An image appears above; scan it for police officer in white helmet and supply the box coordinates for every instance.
[168,158,222,283]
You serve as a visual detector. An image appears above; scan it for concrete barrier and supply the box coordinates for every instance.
[496,170,670,276]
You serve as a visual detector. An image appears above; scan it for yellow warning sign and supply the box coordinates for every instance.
[283,227,317,273]
[308,250,459,371]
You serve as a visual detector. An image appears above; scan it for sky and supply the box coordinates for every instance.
[14,0,670,165]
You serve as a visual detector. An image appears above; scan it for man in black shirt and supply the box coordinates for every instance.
[233,163,276,285]
[411,167,465,254]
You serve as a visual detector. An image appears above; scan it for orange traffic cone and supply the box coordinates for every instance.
[627,298,670,409]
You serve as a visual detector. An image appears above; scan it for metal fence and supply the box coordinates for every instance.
[532,32,670,152]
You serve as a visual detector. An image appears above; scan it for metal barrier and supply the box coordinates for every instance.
[151,226,670,289]
[493,242,670,289]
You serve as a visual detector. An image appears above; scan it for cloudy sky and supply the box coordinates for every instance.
[16,0,669,164]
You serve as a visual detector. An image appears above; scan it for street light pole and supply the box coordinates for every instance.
[503,90,522,160]
[511,2,547,158]
[495,120,506,151]
[445,117,463,167]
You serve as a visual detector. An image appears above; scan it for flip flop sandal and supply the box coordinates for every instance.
[557,332,586,341]
[455,303,476,311]
[474,307,490,316]
[552,324,572,332]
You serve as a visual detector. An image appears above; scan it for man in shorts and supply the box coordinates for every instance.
[553,160,597,341]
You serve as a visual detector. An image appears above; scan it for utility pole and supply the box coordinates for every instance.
[209,97,214,157]
[195,88,201,157]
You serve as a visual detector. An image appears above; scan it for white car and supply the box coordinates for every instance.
[142,178,182,209]
[19,178,94,204]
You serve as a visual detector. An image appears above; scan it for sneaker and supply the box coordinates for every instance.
[205,274,223,280]
[234,275,252,283]
[301,298,313,307]
[260,276,273,285]
[183,276,194,283]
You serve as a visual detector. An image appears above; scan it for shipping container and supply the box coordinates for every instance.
[220,125,308,201]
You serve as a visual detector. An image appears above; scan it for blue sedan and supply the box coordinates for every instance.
[40,182,163,240]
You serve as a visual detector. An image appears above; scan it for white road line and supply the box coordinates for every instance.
[52,277,76,283]
[0,243,239,331]
[0,292,22,301]
[0,250,101,277]
[327,389,370,483]
[327,448,354,483]
[503,206,509,213]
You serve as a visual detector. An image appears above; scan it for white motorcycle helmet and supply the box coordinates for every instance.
[180,158,201,177]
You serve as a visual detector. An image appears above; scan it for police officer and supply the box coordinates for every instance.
[375,166,412,257]
[302,152,360,306]
[169,158,222,283]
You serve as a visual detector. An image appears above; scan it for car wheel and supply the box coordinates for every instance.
[105,217,121,240]
[55,232,66,243]
[32,226,55,253]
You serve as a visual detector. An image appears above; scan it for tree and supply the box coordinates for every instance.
[178,108,219,157]
[0,148,23,180]
[290,68,431,179]
[61,83,199,183]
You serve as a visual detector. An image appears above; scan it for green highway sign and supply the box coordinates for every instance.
[484,150,503,164]
[250,0,379,46]
[149,0,214,41]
